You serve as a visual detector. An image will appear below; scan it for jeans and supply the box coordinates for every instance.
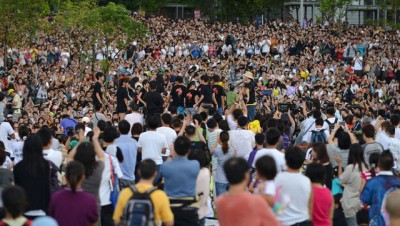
[215,182,228,196]
[345,216,358,226]
[247,105,256,122]
[153,164,161,185]
[119,178,135,189]
[217,107,223,115]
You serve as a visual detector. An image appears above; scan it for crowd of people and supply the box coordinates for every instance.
[0,14,400,226]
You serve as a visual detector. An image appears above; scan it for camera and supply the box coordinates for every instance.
[66,127,75,137]
[278,103,291,112]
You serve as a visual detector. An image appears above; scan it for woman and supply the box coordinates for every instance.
[188,149,210,226]
[211,131,236,196]
[309,142,333,190]
[49,161,98,226]
[116,78,129,120]
[327,124,355,168]
[13,134,58,218]
[11,125,30,165]
[335,144,368,226]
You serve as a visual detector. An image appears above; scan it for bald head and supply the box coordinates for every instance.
[386,190,400,219]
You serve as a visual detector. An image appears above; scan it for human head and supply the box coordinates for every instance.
[206,118,217,130]
[22,134,44,163]
[265,128,281,146]
[223,157,249,185]
[146,115,160,130]
[285,146,304,170]
[130,103,139,112]
[161,113,172,126]
[2,186,27,219]
[348,144,367,171]
[362,124,375,139]
[103,126,120,143]
[379,151,394,171]
[311,142,330,163]
[149,80,157,91]
[37,127,53,147]
[255,155,277,180]
[74,142,97,178]
[237,115,249,128]
[188,148,208,168]
[255,133,265,146]
[174,136,191,156]
[305,163,326,185]
[118,120,131,135]
[18,125,30,139]
[95,72,104,81]
[139,159,158,180]
[390,114,400,126]
[65,161,85,193]
[338,131,351,150]
[315,117,324,127]
[131,122,143,136]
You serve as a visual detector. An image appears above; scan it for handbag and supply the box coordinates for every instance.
[108,154,120,208]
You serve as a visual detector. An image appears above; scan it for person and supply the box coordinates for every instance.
[0,186,32,226]
[250,155,277,207]
[160,136,200,226]
[251,128,286,172]
[211,131,236,196]
[115,120,138,188]
[37,127,62,169]
[170,76,187,115]
[361,151,400,226]
[92,72,105,108]
[362,124,384,167]
[243,72,256,122]
[138,115,168,183]
[116,78,129,120]
[0,148,13,214]
[7,89,22,121]
[305,163,334,226]
[59,114,77,136]
[334,144,368,226]
[385,190,400,226]
[49,161,98,226]
[275,146,313,226]
[81,117,93,136]
[308,142,333,190]
[11,125,29,165]
[143,81,164,116]
[113,159,174,226]
[212,75,226,115]
[13,134,59,218]
[92,104,108,129]
[385,124,400,172]
[0,92,5,122]
[216,157,279,226]
[156,113,177,160]
[327,124,353,168]
[303,117,330,144]
[195,75,217,113]
[229,115,255,157]
[0,118,15,155]
[124,103,144,130]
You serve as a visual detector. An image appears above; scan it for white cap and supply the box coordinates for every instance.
[82,117,90,123]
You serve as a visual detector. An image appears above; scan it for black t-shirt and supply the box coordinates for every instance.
[171,84,187,107]
[126,45,135,59]
[143,91,164,114]
[116,87,128,112]
[185,89,197,108]
[198,84,213,105]
[212,84,225,106]
[92,82,102,106]
[138,88,147,107]
[245,81,256,105]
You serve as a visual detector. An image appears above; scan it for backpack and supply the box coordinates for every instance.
[311,129,327,144]
[122,185,157,226]
[325,118,338,133]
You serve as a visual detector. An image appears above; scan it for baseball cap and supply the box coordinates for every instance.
[82,117,90,124]
[7,89,14,95]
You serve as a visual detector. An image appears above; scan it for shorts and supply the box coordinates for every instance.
[185,107,197,115]
[177,106,185,115]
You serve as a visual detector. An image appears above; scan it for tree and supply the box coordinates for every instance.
[319,0,352,22]
[0,0,50,69]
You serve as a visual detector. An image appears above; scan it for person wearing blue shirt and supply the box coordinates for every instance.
[361,151,400,226]
[115,120,138,188]
[59,114,77,136]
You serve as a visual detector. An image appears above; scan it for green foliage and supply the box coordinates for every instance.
[320,0,352,20]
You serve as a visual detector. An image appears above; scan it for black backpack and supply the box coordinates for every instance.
[122,185,157,226]
[325,118,338,133]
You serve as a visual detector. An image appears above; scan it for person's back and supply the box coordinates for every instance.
[138,130,167,165]
[229,116,255,157]
[0,149,13,208]
[362,125,384,167]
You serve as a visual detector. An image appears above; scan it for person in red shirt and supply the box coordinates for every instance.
[216,157,280,226]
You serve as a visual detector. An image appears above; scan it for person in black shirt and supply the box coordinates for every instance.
[138,79,149,109]
[185,82,199,119]
[116,78,129,120]
[143,81,164,116]
[92,72,105,108]
[244,71,256,122]
[170,76,187,115]
[212,75,226,115]
[195,75,217,113]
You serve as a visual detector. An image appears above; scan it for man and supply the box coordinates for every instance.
[138,115,168,182]
[251,128,286,172]
[156,113,177,160]
[59,114,77,136]
[362,124,384,167]
[143,81,164,117]
[92,104,108,129]
[81,116,92,136]
[115,120,138,188]
[361,151,400,226]
[386,124,400,173]
[113,159,174,226]
[212,75,226,115]
[7,89,21,121]
[275,146,313,226]
[243,72,256,122]
[160,136,200,226]
[37,127,62,168]
[170,76,186,115]
[216,157,279,226]
[0,117,15,154]
[385,190,400,226]
[303,117,330,144]
[324,107,338,132]
[229,116,255,157]
[92,72,105,108]
[124,103,144,130]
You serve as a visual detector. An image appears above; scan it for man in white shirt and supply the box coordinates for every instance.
[82,116,93,136]
[386,125,400,172]
[251,128,286,172]
[229,116,255,158]
[0,119,15,154]
[125,103,144,131]
[37,127,62,168]
[303,118,330,144]
[156,113,177,159]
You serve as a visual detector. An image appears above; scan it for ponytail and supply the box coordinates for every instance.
[66,161,85,194]
[219,131,230,155]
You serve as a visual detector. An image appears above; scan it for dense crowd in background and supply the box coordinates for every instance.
[0,15,400,226]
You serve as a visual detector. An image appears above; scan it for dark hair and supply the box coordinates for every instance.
[313,110,322,119]
[219,120,230,131]
[161,113,172,125]
[131,122,143,136]
[232,109,243,121]
[326,107,335,116]
[2,186,27,219]
[174,136,191,156]
[175,76,183,83]
[266,128,281,146]
[285,146,305,170]
[66,161,85,193]
[379,151,394,171]
[97,120,106,131]
[255,133,265,145]
[130,103,139,112]
[338,132,351,150]
[188,149,208,168]
[362,124,375,138]
[385,124,395,136]
[200,75,209,83]
[0,147,6,165]
[390,114,400,126]
[348,144,367,172]
[74,142,98,178]
[206,118,217,129]
[95,72,104,80]
[118,120,131,135]
[223,157,249,185]
[18,125,30,139]
[312,142,330,163]
[220,131,230,154]
[37,126,53,146]
[255,155,277,180]
[146,115,160,129]
[306,163,326,184]
[369,153,380,177]
[315,117,324,126]
[21,134,47,177]
[75,122,85,131]
[212,113,223,123]
[149,80,157,90]
[139,159,157,180]
[103,126,120,143]
[185,125,196,136]
[237,115,248,127]
[95,104,103,111]
[0,92,4,102]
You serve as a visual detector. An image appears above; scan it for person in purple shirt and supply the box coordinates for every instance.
[49,161,98,226]
[59,114,77,136]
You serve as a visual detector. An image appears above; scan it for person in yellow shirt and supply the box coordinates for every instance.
[113,159,174,226]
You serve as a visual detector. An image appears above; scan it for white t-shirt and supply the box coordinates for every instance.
[229,129,255,157]
[84,127,92,136]
[138,131,168,165]
[302,128,330,144]
[251,148,287,172]
[156,127,177,157]
[125,113,144,130]
[395,127,400,140]
[11,140,24,164]
[100,153,123,206]
[354,56,363,70]
[275,172,311,225]
[388,137,400,170]
[43,149,63,168]
[0,122,14,153]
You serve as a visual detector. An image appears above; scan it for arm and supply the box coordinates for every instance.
[195,120,206,143]
[329,195,334,225]
[92,128,105,162]
[308,185,314,221]
[67,129,85,161]
[328,123,341,144]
